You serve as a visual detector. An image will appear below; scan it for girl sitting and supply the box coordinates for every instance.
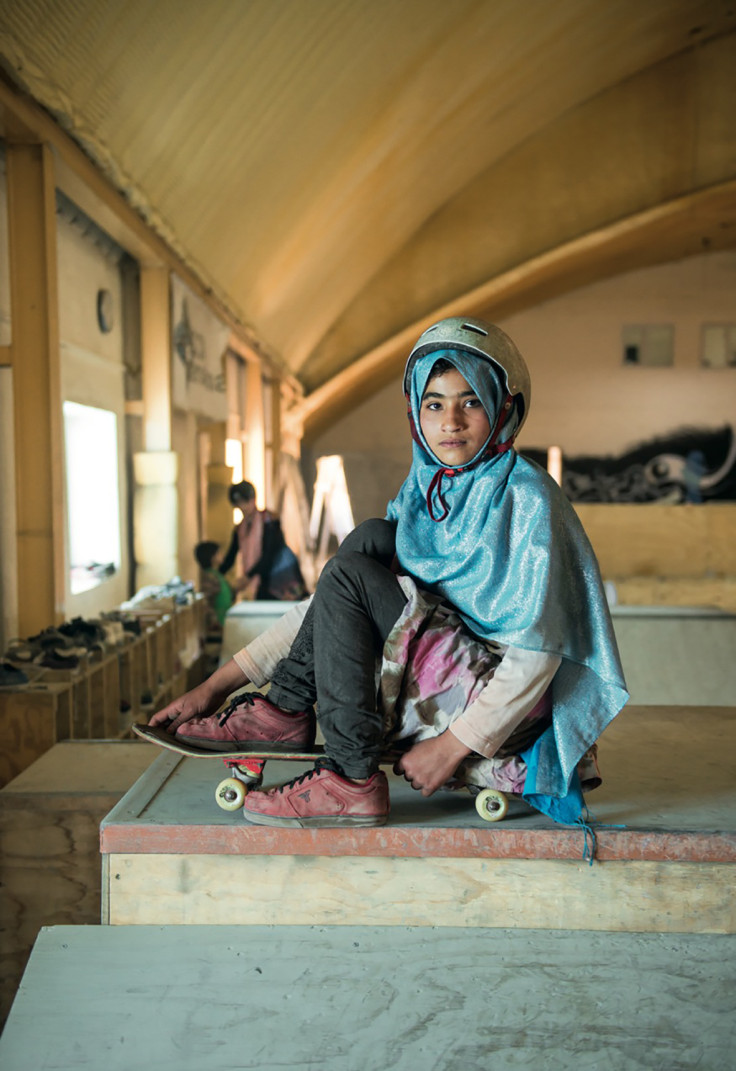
[150,317,627,828]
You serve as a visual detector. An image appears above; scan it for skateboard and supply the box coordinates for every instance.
[132,723,509,821]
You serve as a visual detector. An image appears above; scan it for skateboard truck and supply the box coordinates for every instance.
[216,758,266,811]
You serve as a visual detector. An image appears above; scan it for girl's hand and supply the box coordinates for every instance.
[394,732,471,797]
[148,658,248,733]
[148,681,221,732]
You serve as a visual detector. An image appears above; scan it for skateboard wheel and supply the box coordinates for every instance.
[475,788,508,822]
[216,777,247,811]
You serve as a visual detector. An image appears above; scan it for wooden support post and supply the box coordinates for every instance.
[244,360,265,507]
[266,371,282,510]
[205,419,233,548]
[132,451,179,589]
[140,267,172,454]
[134,267,179,587]
[6,143,65,634]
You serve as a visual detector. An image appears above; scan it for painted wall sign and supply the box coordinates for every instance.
[171,275,229,420]
[524,426,736,503]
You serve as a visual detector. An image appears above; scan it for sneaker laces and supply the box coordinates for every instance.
[275,758,341,793]
[217,691,266,728]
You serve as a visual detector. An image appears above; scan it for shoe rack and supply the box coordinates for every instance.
[0,595,208,787]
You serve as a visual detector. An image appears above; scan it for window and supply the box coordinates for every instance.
[702,324,736,369]
[63,401,121,594]
[622,324,674,367]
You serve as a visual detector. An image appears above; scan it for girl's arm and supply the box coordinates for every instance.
[148,598,311,731]
[448,647,561,759]
[395,646,560,795]
[232,598,310,685]
[148,657,248,732]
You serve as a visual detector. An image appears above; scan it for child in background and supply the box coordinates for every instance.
[154,317,628,830]
[194,541,247,629]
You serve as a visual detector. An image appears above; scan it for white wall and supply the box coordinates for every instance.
[507,252,736,457]
[57,213,130,618]
[309,252,736,522]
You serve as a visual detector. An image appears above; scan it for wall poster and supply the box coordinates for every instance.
[171,275,229,421]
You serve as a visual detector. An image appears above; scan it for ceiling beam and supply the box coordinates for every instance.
[0,74,294,385]
[291,178,736,441]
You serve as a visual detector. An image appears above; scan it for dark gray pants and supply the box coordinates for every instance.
[269,519,406,778]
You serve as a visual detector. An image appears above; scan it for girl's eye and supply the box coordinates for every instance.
[465,397,482,408]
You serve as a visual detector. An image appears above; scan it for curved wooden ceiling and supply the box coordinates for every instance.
[1,0,734,433]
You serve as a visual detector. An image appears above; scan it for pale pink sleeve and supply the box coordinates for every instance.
[449,646,561,758]
[232,598,311,687]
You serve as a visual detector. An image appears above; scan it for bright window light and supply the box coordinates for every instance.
[547,446,562,486]
[309,455,355,548]
[225,438,245,521]
[225,437,244,484]
[63,401,121,594]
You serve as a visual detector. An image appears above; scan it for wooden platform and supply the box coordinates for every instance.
[0,741,157,1027]
[100,705,736,934]
[1,924,734,1070]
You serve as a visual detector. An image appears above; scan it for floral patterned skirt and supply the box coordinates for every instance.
[379,576,601,797]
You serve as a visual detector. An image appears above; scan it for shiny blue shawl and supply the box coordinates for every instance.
[385,348,628,820]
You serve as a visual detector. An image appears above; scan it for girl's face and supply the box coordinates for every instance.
[419,367,491,467]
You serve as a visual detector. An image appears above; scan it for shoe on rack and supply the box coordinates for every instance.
[59,617,106,654]
[30,628,71,651]
[4,639,39,663]
[241,760,389,828]
[37,650,80,671]
[0,662,29,688]
[175,691,316,752]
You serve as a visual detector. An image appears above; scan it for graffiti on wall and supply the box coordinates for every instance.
[522,426,736,503]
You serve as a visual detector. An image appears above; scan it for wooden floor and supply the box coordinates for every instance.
[1,924,734,1071]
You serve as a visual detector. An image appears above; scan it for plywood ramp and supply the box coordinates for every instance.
[1,925,734,1071]
[101,705,736,935]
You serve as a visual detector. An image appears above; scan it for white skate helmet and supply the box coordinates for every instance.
[404,316,531,436]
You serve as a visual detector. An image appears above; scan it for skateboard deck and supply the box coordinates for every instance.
[132,723,348,762]
[133,723,404,765]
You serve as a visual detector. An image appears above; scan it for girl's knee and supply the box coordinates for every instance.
[337,518,396,563]
[318,551,361,586]
[317,550,381,597]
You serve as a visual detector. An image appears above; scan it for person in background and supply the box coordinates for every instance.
[194,541,247,628]
[221,480,307,601]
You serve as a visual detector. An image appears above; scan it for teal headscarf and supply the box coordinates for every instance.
[386,347,628,820]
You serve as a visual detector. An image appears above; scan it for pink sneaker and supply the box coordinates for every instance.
[242,761,389,827]
[175,691,315,751]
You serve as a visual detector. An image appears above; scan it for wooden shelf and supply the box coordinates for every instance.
[0,595,208,786]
